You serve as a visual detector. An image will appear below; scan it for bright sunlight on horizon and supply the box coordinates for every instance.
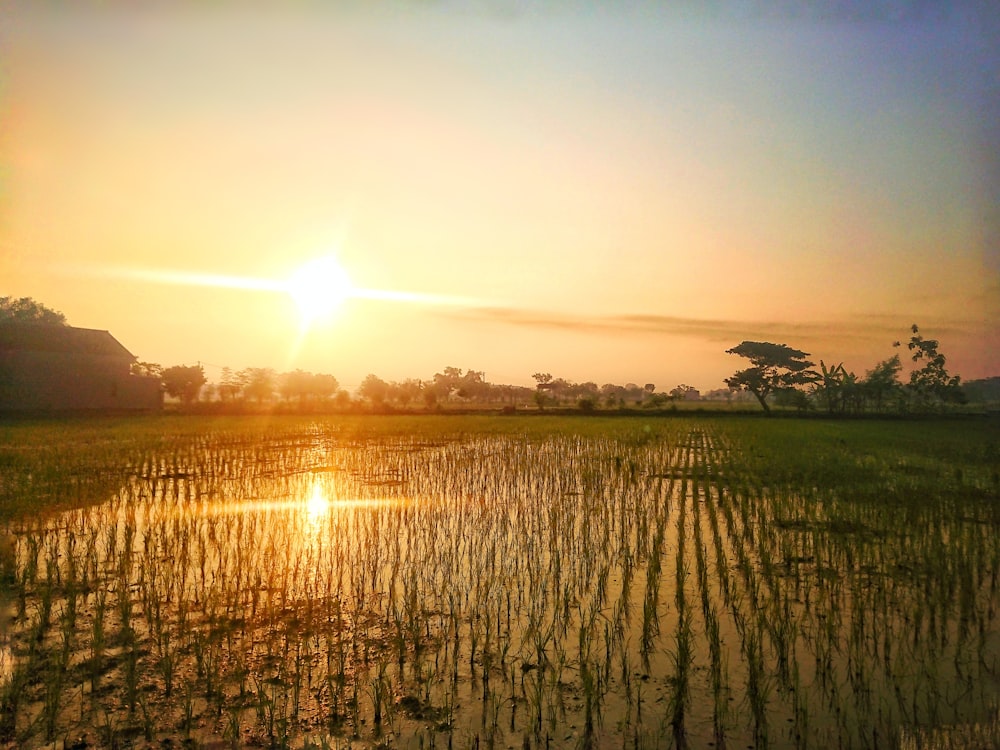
[1,1,997,391]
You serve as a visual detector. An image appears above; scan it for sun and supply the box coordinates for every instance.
[286,256,353,325]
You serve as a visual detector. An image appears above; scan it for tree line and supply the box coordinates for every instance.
[356,368,701,411]
[130,364,347,409]
[148,323,970,415]
[139,363,701,412]
[0,297,985,414]
[725,324,967,415]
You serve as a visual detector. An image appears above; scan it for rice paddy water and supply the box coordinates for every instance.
[1,416,999,748]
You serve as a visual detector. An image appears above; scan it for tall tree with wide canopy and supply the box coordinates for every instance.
[0,296,66,325]
[725,341,817,413]
[161,365,206,405]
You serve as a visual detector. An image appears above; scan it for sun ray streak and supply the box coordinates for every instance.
[59,263,490,310]
[73,265,288,293]
[351,287,481,307]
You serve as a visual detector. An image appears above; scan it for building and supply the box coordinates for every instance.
[0,322,162,413]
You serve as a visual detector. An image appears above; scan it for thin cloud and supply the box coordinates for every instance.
[439,305,973,347]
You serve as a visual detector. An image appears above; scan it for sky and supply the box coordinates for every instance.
[2,0,998,392]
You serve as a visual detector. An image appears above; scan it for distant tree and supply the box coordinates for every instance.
[861,355,902,413]
[669,384,699,402]
[394,378,423,407]
[533,389,549,411]
[701,388,734,403]
[312,374,339,401]
[899,324,964,409]
[334,389,352,409]
[358,374,390,407]
[280,369,312,404]
[458,369,488,401]
[218,367,242,403]
[642,392,669,409]
[623,383,645,405]
[0,296,67,325]
[549,378,572,403]
[279,369,337,406]
[241,368,276,404]
[161,365,206,405]
[725,341,818,414]
[600,383,625,408]
[130,361,162,378]
[773,386,811,412]
[432,366,464,401]
[532,372,555,410]
[423,387,438,409]
[813,361,860,415]
[962,377,1000,404]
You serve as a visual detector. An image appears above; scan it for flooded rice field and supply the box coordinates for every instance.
[1,416,999,749]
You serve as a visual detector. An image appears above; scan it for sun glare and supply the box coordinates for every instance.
[305,482,330,525]
[286,256,353,325]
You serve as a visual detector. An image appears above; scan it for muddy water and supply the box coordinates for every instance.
[2,426,999,748]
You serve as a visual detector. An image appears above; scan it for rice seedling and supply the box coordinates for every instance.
[0,415,998,747]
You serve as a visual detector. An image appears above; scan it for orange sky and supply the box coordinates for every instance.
[2,2,998,391]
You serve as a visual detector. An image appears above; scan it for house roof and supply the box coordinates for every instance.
[0,322,137,359]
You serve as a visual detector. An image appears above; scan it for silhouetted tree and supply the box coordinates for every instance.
[963,377,1000,404]
[725,341,817,414]
[161,365,206,405]
[130,361,162,378]
[861,355,902,413]
[0,296,67,325]
[899,324,964,409]
[813,361,860,415]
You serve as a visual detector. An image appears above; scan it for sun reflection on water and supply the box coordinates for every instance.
[304,481,330,528]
